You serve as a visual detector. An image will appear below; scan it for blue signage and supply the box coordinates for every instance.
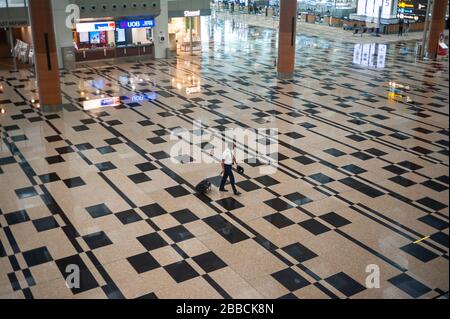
[118,19,155,29]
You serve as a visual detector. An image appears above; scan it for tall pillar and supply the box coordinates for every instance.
[28,0,62,112]
[277,0,297,79]
[427,0,447,59]
[154,0,169,59]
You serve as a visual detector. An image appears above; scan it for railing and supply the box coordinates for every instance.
[0,0,28,8]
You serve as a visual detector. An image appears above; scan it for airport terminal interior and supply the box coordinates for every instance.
[0,0,448,300]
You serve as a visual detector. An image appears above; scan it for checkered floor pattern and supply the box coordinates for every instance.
[0,17,448,299]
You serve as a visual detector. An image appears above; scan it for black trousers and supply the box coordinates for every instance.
[220,165,238,193]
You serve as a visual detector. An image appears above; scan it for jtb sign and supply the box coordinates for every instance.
[118,19,155,29]
[76,22,115,32]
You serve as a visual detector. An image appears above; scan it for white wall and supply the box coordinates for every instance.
[52,0,74,69]
[154,0,169,58]
[132,28,151,44]
[356,0,398,18]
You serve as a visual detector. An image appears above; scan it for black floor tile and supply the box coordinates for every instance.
[137,233,168,251]
[171,209,199,224]
[140,203,167,218]
[272,268,310,291]
[15,187,38,199]
[164,225,194,243]
[32,216,59,232]
[285,193,312,206]
[193,252,227,273]
[320,212,351,228]
[264,198,294,212]
[282,243,318,263]
[55,255,99,294]
[430,232,449,248]
[388,273,431,298]
[22,247,53,267]
[166,185,190,198]
[39,173,61,183]
[416,197,448,211]
[255,175,280,187]
[5,210,30,225]
[86,204,113,218]
[63,177,86,189]
[342,164,367,175]
[95,162,117,172]
[164,261,199,283]
[324,148,346,157]
[264,213,295,229]
[115,210,143,225]
[309,173,335,184]
[216,197,244,211]
[136,162,158,172]
[83,231,113,250]
[325,272,366,297]
[400,243,439,263]
[299,219,331,235]
[127,253,161,274]
[421,180,448,192]
[389,176,417,187]
[418,215,449,230]
[128,173,152,184]
[236,180,261,192]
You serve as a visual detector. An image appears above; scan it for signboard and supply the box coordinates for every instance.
[397,0,428,19]
[76,21,116,32]
[118,19,155,29]
[184,10,201,17]
[0,20,28,27]
[130,92,158,103]
[83,97,121,110]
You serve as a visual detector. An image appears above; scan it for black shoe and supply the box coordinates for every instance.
[234,192,242,196]
[219,189,229,192]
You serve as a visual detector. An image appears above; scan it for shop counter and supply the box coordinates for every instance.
[75,44,154,62]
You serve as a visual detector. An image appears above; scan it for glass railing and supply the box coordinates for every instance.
[0,0,28,8]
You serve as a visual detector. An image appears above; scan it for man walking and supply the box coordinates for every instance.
[220,143,241,196]
[398,18,404,36]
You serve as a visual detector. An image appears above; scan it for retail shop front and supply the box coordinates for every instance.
[168,9,210,54]
[71,17,157,64]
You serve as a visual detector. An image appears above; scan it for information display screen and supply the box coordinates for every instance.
[79,32,89,43]
[89,32,101,44]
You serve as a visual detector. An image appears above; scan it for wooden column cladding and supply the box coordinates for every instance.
[277,0,298,79]
[28,0,62,111]
[427,0,447,59]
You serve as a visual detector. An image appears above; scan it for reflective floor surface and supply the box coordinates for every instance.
[0,17,448,299]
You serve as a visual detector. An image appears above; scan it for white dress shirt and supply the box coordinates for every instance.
[222,148,235,165]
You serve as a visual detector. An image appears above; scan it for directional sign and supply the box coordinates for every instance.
[397,0,428,19]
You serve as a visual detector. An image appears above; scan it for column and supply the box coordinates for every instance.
[154,0,169,59]
[277,0,297,79]
[28,0,62,112]
[427,0,447,59]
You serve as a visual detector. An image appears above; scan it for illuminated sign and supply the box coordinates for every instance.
[186,86,201,95]
[184,10,201,17]
[118,19,155,29]
[83,97,121,110]
[397,0,428,19]
[76,21,116,32]
[130,92,158,103]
